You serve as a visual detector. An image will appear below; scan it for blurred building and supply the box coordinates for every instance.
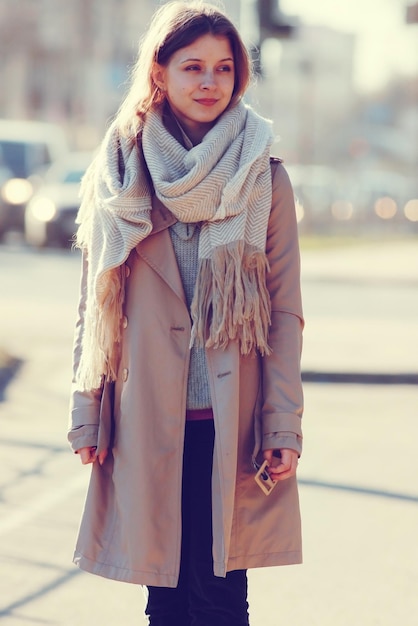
[0,0,160,147]
[406,1,418,23]
[252,24,356,165]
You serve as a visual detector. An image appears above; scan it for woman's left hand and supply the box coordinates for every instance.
[263,448,299,482]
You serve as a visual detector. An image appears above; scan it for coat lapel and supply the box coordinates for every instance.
[135,195,186,305]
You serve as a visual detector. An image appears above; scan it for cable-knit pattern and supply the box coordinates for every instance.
[169,222,211,410]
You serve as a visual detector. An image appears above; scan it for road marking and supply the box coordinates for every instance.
[0,472,88,536]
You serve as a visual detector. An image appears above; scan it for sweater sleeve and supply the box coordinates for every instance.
[261,162,304,454]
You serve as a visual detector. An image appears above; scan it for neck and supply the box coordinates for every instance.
[163,102,213,147]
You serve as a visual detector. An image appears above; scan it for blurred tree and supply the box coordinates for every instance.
[252,0,297,74]
[257,0,296,39]
[406,2,418,22]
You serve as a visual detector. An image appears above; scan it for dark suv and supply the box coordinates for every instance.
[0,119,68,238]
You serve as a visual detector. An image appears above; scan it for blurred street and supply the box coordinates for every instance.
[0,237,417,625]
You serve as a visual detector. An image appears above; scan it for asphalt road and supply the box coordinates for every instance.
[0,238,417,625]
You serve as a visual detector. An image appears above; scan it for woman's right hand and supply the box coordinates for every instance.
[77,446,108,465]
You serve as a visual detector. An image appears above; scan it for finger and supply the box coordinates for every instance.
[280,449,296,464]
[274,468,295,481]
[280,449,299,472]
[268,450,298,481]
[97,449,108,465]
[78,449,88,464]
[79,447,96,465]
[80,451,92,465]
[268,463,289,478]
[269,465,296,481]
[263,449,273,464]
[80,452,89,465]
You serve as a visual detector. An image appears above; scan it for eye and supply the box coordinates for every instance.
[218,65,233,73]
[184,64,201,72]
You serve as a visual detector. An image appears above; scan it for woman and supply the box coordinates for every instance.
[69,2,304,625]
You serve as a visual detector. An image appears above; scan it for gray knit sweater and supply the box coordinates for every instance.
[169,221,212,410]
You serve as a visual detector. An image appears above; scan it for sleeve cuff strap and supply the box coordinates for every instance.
[67,425,99,453]
[263,412,302,437]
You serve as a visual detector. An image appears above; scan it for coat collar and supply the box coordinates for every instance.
[134,196,185,305]
[149,194,177,234]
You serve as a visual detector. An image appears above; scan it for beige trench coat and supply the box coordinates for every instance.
[68,160,304,587]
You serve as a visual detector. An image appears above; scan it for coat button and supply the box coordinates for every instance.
[122,368,129,382]
[122,315,128,329]
[125,265,131,278]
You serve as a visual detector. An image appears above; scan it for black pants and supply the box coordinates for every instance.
[146,419,249,626]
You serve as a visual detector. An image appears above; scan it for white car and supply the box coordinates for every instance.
[0,119,68,238]
[24,152,92,248]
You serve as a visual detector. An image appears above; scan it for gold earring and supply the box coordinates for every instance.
[154,85,165,105]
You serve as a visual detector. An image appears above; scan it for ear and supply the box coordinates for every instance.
[152,63,166,91]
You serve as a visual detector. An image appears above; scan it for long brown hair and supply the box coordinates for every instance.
[116,1,252,138]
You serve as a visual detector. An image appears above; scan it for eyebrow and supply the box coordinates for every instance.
[179,57,234,64]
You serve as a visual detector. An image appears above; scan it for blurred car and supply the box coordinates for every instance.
[350,170,414,223]
[286,164,340,232]
[24,152,93,248]
[0,119,68,238]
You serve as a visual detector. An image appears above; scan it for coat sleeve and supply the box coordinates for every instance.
[261,161,304,455]
[67,252,103,453]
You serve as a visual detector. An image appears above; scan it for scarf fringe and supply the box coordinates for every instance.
[190,242,272,356]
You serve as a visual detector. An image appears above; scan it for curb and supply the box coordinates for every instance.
[302,371,418,385]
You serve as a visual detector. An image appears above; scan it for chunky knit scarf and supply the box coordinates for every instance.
[75,101,274,390]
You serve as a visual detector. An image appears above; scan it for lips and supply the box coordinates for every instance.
[195,99,219,106]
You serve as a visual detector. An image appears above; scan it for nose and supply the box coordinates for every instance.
[201,70,216,90]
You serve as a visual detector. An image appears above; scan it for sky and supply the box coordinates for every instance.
[281,0,418,91]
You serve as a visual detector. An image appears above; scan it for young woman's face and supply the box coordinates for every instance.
[154,34,235,143]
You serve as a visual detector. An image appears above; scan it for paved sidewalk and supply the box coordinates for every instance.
[300,238,418,376]
[248,382,418,626]
[300,237,417,283]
